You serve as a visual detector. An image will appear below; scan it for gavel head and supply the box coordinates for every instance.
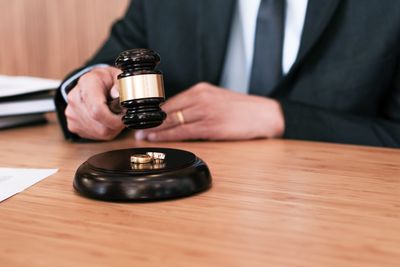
[115,48,167,129]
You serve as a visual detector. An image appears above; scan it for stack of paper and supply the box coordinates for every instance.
[0,75,60,129]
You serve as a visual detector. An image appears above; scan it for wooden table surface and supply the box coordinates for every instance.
[1,115,400,267]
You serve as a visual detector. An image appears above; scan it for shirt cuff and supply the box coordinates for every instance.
[60,64,109,102]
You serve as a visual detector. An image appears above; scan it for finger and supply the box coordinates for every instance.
[66,85,88,121]
[110,83,119,99]
[66,105,101,140]
[67,104,121,140]
[77,102,123,138]
[69,117,123,140]
[67,120,98,140]
[145,110,183,132]
[67,84,123,139]
[162,106,205,131]
[161,82,211,113]
[138,105,205,139]
[145,121,209,142]
[77,73,123,129]
[91,67,121,91]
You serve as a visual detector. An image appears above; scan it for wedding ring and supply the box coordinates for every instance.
[175,110,185,125]
[130,154,153,164]
[131,162,166,170]
[146,152,166,163]
[146,152,166,160]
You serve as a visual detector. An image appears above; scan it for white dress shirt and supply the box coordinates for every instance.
[220,0,308,93]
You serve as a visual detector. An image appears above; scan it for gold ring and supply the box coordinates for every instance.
[175,110,185,125]
[130,154,152,164]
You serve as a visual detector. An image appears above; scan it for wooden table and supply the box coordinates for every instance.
[1,115,400,267]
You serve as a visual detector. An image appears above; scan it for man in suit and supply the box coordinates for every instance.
[55,0,400,147]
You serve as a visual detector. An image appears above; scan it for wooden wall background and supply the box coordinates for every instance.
[0,0,129,79]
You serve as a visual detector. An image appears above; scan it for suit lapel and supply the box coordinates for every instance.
[296,0,341,63]
[197,0,236,83]
[274,0,342,96]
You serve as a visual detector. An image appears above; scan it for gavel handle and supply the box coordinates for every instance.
[108,97,123,114]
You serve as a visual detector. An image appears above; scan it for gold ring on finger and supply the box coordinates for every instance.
[175,110,185,125]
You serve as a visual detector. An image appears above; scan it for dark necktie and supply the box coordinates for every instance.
[249,0,285,96]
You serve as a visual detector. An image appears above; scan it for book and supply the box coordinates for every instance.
[0,75,60,98]
[0,89,56,117]
[0,113,47,129]
[0,75,60,129]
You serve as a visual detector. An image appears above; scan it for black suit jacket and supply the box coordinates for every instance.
[55,0,400,147]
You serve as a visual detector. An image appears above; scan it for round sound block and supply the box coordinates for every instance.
[74,148,212,201]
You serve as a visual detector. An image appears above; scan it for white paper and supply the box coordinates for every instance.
[0,167,58,202]
[0,75,60,98]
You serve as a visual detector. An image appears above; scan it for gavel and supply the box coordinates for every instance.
[109,48,167,129]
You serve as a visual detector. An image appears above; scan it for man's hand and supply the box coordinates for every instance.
[135,82,285,141]
[65,67,125,140]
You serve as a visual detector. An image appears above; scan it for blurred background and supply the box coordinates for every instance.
[0,0,129,79]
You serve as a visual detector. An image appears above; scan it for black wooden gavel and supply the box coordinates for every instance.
[109,48,167,129]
